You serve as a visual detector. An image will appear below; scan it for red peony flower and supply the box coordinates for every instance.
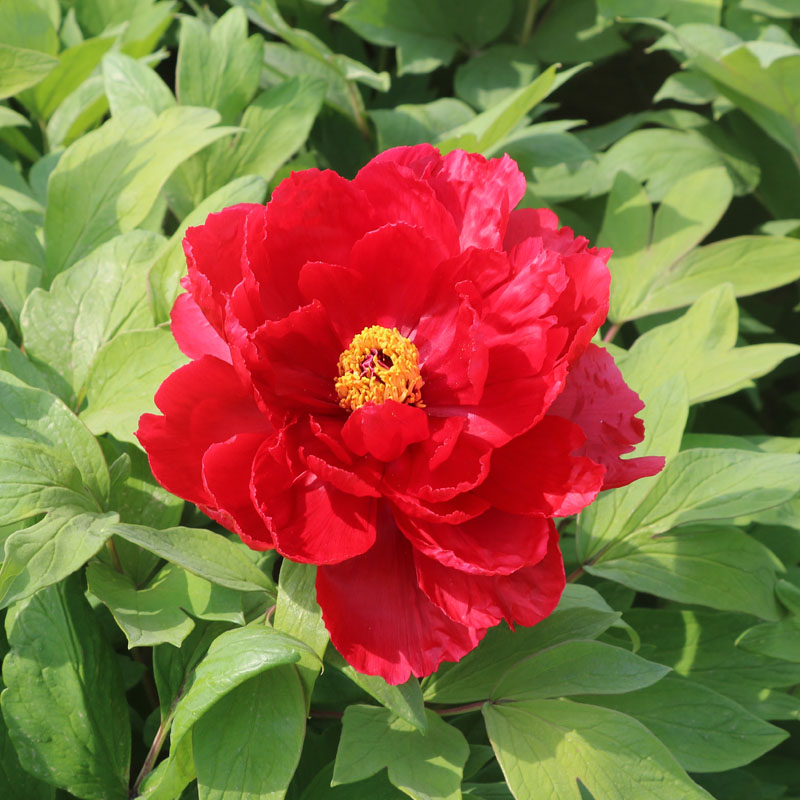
[137,145,664,685]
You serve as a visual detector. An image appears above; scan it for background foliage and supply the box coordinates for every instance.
[1,0,800,798]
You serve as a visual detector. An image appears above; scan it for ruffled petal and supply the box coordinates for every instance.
[264,168,375,291]
[397,507,551,576]
[353,161,461,255]
[251,434,377,564]
[364,144,441,179]
[316,503,485,684]
[201,432,273,549]
[136,356,269,507]
[171,292,231,363]
[341,401,429,462]
[430,151,526,250]
[299,223,453,343]
[384,419,492,502]
[475,415,605,517]
[183,204,264,334]
[244,301,343,413]
[548,343,665,489]
[413,523,565,628]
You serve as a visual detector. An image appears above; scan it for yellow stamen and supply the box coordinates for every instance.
[336,325,424,411]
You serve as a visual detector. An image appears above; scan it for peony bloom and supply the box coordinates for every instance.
[137,145,663,684]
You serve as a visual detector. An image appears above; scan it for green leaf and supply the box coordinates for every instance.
[0,709,55,799]
[21,230,162,405]
[327,648,428,732]
[0,44,58,100]
[527,0,627,64]
[176,7,262,124]
[0,579,130,800]
[624,608,800,719]
[633,235,800,317]
[579,675,789,773]
[0,508,117,609]
[0,0,58,55]
[484,699,713,799]
[438,64,566,155]
[89,559,241,650]
[44,73,109,149]
[577,375,689,563]
[110,522,274,594]
[423,584,621,704]
[599,168,734,322]
[737,617,800,663]
[101,438,183,531]
[0,197,45,267]
[372,98,475,150]
[102,51,175,117]
[194,667,306,800]
[333,0,512,75]
[232,0,388,128]
[299,762,406,800]
[490,640,670,702]
[168,76,325,218]
[87,560,196,648]
[597,171,653,321]
[616,284,800,401]
[44,105,235,279]
[614,448,800,537]
[0,371,110,522]
[333,706,468,800]
[79,326,187,445]
[147,174,267,322]
[587,525,784,620]
[662,24,800,158]
[274,560,328,709]
[454,44,540,111]
[21,34,116,121]
[593,126,759,202]
[170,625,316,748]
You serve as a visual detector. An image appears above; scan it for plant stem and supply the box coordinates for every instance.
[519,0,539,46]
[346,80,371,140]
[131,681,186,797]
[566,565,584,583]
[435,700,487,716]
[106,538,124,573]
[603,322,621,343]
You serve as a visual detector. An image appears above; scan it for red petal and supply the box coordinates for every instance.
[413,523,565,628]
[136,356,269,507]
[183,204,264,334]
[244,301,343,413]
[476,415,605,517]
[364,144,441,179]
[430,151,526,250]
[170,292,231,363]
[342,401,430,462]
[385,419,492,502]
[397,507,551,576]
[298,223,452,343]
[353,161,460,255]
[316,504,485,684]
[457,329,568,447]
[264,169,375,295]
[201,432,273,549]
[549,344,665,489]
[416,279,488,408]
[251,435,377,564]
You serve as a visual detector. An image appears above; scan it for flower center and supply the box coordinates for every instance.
[335,325,424,411]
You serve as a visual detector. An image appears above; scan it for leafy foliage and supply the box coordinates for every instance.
[0,1,799,799]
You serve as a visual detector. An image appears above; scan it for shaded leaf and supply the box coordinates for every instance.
[0,579,130,800]
[334,706,468,800]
